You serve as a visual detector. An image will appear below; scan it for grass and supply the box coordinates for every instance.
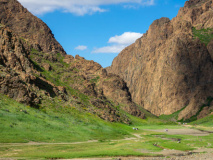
[0,93,189,143]
[1,131,213,159]
[0,141,160,159]
[90,76,100,83]
[192,27,213,45]
[1,94,213,159]
[159,106,187,122]
[0,93,172,143]
[0,94,133,143]
[190,114,213,127]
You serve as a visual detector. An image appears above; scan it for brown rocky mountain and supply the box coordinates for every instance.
[107,0,213,121]
[0,0,66,55]
[0,0,148,124]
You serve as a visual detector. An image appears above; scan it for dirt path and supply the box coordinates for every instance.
[0,136,140,147]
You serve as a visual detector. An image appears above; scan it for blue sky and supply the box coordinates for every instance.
[18,0,187,68]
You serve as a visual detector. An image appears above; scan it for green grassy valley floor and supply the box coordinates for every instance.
[0,94,213,159]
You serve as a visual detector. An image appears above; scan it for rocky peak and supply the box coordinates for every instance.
[177,0,213,29]
[184,0,210,8]
[0,0,66,55]
[147,17,173,41]
[151,17,170,27]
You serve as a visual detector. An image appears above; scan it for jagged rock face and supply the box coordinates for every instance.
[0,27,32,73]
[208,39,213,59]
[108,0,213,120]
[0,66,40,106]
[0,0,66,55]
[63,55,146,119]
[178,0,213,29]
[0,27,68,106]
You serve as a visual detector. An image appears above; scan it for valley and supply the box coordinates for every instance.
[0,0,213,159]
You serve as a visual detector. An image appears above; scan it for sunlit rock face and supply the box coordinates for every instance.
[107,0,213,120]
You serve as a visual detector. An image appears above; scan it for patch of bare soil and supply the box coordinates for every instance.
[145,128,210,136]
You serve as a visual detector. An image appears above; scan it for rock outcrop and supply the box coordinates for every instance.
[0,26,67,106]
[108,0,213,120]
[63,55,145,119]
[0,0,66,55]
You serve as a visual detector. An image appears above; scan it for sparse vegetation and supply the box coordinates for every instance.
[90,76,100,83]
[190,114,213,127]
[192,27,213,45]
[0,93,130,143]
[185,97,213,122]
[19,37,26,42]
[0,24,5,28]
[159,106,187,122]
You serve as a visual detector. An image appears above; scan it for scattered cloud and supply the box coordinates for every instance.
[92,32,143,54]
[18,0,155,16]
[75,45,87,51]
[92,45,126,54]
[109,32,143,45]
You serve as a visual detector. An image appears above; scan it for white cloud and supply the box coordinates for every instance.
[109,32,143,45]
[92,32,143,54]
[92,45,126,54]
[75,45,87,51]
[18,0,155,16]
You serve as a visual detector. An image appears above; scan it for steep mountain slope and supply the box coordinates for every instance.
[0,0,65,55]
[107,0,213,121]
[0,0,149,124]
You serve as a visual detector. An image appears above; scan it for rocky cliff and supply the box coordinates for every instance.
[0,0,66,55]
[107,0,213,120]
[0,0,148,124]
